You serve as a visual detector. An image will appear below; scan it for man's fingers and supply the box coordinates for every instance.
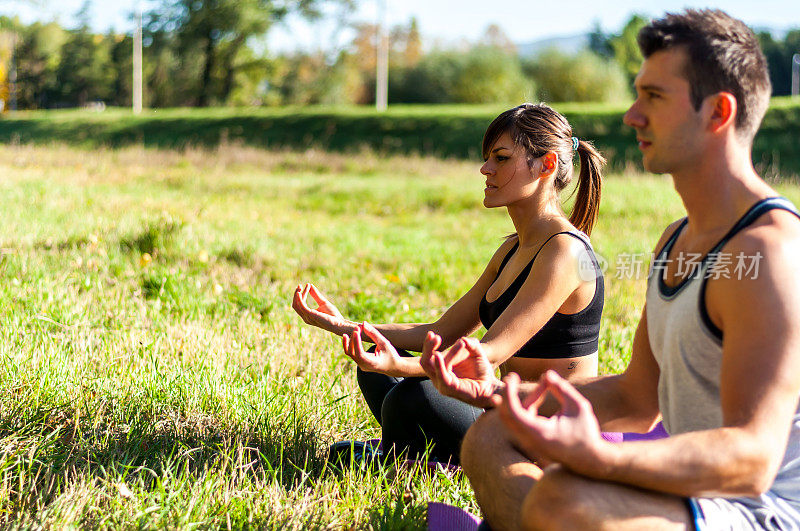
[501,373,538,420]
[541,370,591,416]
[520,382,548,409]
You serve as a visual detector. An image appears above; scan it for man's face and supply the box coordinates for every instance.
[623,48,706,175]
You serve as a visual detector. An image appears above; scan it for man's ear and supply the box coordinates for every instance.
[539,152,558,179]
[708,92,737,133]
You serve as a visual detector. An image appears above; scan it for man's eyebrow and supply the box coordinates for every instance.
[637,83,669,93]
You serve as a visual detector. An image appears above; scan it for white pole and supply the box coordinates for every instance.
[375,0,388,112]
[792,54,800,98]
[9,31,17,111]
[133,1,143,114]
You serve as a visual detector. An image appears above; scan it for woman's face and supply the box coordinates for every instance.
[480,132,540,208]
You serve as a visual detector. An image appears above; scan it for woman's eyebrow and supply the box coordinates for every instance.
[492,146,512,153]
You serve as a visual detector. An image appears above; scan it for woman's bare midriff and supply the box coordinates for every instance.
[500,352,599,382]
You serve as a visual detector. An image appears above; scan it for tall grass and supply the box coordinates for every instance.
[1,143,798,528]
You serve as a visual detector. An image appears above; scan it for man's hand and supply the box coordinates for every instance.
[342,322,406,376]
[497,371,610,475]
[420,332,501,408]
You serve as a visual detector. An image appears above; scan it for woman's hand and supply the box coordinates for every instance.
[420,332,501,408]
[292,283,356,335]
[342,322,407,377]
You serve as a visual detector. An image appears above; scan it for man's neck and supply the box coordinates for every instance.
[671,144,774,236]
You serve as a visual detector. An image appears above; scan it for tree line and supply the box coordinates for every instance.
[0,2,798,110]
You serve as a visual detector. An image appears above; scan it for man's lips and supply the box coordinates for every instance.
[637,138,652,149]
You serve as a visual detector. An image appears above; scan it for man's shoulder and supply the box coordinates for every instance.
[709,207,800,334]
[724,207,800,258]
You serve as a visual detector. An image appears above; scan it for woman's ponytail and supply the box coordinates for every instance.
[568,140,605,235]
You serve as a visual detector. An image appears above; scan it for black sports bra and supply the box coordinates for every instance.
[478,232,604,359]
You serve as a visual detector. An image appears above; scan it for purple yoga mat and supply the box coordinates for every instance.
[623,421,669,441]
[427,502,481,531]
[602,421,669,443]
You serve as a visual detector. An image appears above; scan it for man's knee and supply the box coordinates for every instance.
[461,410,504,474]
[521,466,595,531]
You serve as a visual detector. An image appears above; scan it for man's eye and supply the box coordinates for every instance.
[496,156,508,162]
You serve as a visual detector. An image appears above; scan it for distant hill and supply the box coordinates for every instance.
[515,23,791,58]
[516,33,590,57]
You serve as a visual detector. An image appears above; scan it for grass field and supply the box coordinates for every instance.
[1,143,799,528]
[2,97,800,177]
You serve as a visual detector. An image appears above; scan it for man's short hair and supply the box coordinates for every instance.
[637,9,772,141]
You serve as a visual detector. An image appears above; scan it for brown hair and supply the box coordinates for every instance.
[482,103,605,235]
[637,9,771,141]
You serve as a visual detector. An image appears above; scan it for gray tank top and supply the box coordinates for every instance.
[646,197,800,513]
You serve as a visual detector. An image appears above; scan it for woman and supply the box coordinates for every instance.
[292,103,605,464]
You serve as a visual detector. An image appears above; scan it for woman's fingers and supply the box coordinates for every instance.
[361,322,390,349]
[423,331,442,357]
[442,338,467,366]
[434,352,457,388]
[292,284,307,311]
[342,333,356,362]
[420,332,438,373]
[308,283,328,305]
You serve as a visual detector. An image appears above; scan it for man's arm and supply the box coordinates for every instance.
[499,214,800,498]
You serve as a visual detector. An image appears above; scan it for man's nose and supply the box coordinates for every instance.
[623,102,645,129]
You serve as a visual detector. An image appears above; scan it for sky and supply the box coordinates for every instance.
[1,0,799,52]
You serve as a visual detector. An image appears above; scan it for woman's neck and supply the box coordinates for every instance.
[507,195,567,247]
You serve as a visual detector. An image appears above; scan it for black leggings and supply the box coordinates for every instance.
[356,348,483,464]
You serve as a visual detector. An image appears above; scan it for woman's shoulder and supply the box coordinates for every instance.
[486,234,519,270]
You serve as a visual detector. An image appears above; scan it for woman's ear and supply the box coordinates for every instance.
[539,152,558,179]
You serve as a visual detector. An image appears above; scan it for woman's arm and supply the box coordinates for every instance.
[294,237,519,353]
[478,234,591,367]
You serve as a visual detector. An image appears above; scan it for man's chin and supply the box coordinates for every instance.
[642,158,670,175]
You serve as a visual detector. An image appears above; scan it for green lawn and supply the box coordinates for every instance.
[0,143,798,528]
[2,98,799,177]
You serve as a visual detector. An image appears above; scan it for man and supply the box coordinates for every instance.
[421,9,800,530]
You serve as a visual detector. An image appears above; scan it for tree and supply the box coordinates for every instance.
[588,20,613,59]
[759,30,800,96]
[482,24,516,55]
[11,21,66,108]
[403,17,422,67]
[55,1,114,106]
[148,0,351,106]
[390,47,530,104]
[608,14,648,84]
[523,49,630,103]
